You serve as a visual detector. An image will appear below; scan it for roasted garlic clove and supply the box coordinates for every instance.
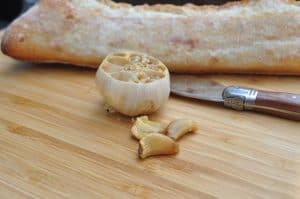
[167,119,197,140]
[96,51,170,116]
[131,116,166,140]
[138,134,179,159]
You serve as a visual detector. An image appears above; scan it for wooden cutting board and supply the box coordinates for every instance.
[0,31,300,199]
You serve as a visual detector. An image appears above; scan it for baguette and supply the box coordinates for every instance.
[1,0,300,74]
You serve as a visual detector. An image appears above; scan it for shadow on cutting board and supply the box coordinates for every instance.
[2,61,300,93]
[1,61,300,123]
[0,62,95,77]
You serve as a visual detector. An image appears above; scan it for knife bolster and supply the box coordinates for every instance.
[223,86,258,111]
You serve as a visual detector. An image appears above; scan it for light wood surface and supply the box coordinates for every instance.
[0,31,300,199]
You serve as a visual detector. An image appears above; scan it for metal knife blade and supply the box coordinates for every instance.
[170,74,300,121]
[170,75,225,103]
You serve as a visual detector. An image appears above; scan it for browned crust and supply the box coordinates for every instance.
[0,0,100,67]
[1,31,9,56]
[1,31,100,68]
[3,36,300,74]
[1,36,99,68]
[1,0,300,74]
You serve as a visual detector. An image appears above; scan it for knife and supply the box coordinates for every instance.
[171,75,300,121]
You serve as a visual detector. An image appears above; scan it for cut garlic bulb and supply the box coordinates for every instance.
[96,51,170,116]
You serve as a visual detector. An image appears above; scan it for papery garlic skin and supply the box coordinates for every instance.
[96,51,170,116]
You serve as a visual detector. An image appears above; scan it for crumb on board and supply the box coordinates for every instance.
[104,103,116,113]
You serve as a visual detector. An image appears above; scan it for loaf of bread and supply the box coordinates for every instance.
[1,0,300,74]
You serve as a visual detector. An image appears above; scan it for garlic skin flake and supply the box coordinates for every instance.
[96,51,170,116]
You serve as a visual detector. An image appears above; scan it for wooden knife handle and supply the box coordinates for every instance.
[223,86,300,121]
[254,91,300,120]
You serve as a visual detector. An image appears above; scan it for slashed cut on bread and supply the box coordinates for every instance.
[1,0,300,74]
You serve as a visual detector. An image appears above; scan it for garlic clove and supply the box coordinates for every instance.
[96,51,170,116]
[131,116,166,140]
[167,119,197,140]
[138,134,179,159]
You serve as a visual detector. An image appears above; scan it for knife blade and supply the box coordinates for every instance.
[170,74,300,121]
[170,75,225,103]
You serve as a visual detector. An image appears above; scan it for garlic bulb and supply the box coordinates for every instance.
[96,51,170,116]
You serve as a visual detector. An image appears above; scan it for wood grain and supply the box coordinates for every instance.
[1,31,300,199]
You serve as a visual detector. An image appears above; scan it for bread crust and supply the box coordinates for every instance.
[1,0,300,74]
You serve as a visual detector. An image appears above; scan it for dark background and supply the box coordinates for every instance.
[114,0,238,5]
[0,0,36,28]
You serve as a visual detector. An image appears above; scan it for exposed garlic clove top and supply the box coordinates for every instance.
[96,51,170,116]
